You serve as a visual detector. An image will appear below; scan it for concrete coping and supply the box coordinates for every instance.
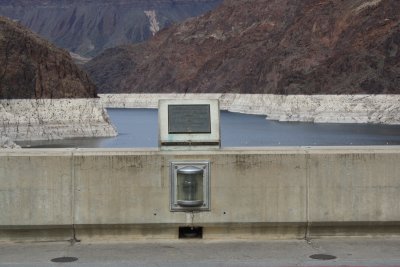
[1,146,400,156]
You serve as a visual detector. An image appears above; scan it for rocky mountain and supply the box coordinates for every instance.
[0,16,96,99]
[0,0,222,57]
[85,0,400,94]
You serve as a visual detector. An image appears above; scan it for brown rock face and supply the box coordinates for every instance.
[85,0,400,94]
[0,16,96,99]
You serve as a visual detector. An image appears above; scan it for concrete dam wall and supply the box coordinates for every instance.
[0,147,400,242]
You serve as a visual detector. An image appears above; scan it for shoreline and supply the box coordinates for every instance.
[100,93,400,125]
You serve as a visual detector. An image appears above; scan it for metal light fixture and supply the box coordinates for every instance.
[177,166,204,207]
[170,162,210,212]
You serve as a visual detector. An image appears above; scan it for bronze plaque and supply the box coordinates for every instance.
[168,105,211,134]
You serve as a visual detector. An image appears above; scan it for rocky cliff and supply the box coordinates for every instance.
[0,0,222,57]
[0,16,96,99]
[0,99,117,142]
[85,0,400,94]
[0,16,117,144]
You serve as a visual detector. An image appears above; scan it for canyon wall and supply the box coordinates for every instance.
[0,99,117,141]
[86,0,400,95]
[0,16,116,146]
[0,0,222,57]
[0,16,96,99]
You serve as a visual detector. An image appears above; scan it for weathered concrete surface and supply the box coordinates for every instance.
[307,148,400,237]
[0,150,73,225]
[0,149,74,242]
[1,147,400,242]
[73,149,307,240]
[308,151,400,221]
[100,94,400,124]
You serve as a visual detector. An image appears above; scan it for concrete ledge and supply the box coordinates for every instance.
[308,221,400,238]
[203,223,307,240]
[0,225,73,243]
[2,222,400,242]
[74,223,307,241]
[75,224,178,241]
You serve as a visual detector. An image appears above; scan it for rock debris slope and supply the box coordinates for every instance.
[0,16,96,99]
[0,0,222,57]
[85,0,400,94]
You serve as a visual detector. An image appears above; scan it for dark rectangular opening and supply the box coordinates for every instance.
[179,226,203,239]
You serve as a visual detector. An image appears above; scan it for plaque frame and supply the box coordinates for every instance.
[158,99,220,150]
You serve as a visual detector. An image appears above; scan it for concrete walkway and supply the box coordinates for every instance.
[0,237,400,267]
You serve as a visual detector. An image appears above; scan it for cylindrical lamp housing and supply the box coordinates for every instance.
[177,166,204,207]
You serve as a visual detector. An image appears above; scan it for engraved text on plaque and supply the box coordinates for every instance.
[168,105,211,134]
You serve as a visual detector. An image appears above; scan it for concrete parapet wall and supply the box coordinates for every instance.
[0,147,400,241]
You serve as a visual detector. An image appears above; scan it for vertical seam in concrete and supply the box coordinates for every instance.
[71,149,76,241]
[305,151,311,240]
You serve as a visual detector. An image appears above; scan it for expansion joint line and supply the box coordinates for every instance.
[305,152,311,241]
[71,224,80,244]
[70,149,80,243]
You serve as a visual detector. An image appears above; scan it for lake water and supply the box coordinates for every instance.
[18,108,400,148]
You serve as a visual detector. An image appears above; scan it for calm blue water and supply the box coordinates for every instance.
[18,108,400,148]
